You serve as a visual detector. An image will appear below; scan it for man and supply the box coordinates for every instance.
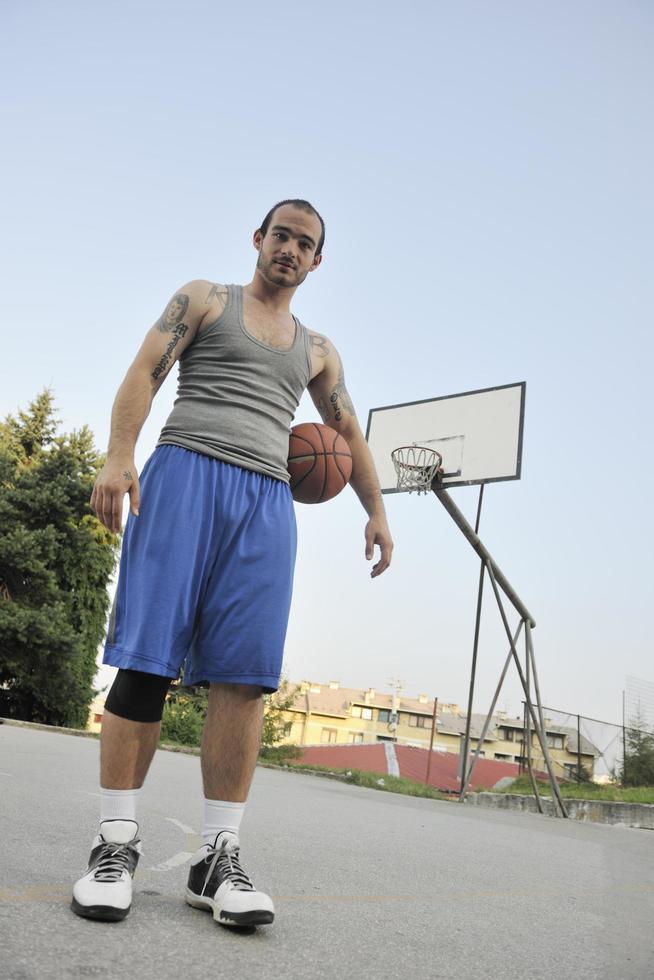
[72,199,393,929]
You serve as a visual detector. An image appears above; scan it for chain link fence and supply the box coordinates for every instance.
[625,675,654,732]
[520,704,626,783]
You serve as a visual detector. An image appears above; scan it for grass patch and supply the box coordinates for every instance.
[273,760,446,800]
[481,774,654,804]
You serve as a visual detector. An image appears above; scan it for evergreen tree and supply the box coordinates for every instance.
[0,390,118,727]
[620,707,654,787]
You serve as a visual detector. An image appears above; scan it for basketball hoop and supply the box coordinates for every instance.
[391,445,443,495]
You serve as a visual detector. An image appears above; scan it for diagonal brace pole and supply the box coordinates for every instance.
[459,615,524,799]
[485,563,567,817]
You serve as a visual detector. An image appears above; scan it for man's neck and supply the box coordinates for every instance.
[243,273,296,314]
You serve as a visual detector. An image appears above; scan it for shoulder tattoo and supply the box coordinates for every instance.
[310,333,331,358]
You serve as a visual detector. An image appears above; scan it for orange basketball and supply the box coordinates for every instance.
[287,423,353,504]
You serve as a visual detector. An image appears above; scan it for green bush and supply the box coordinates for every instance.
[160,701,203,746]
[258,743,302,763]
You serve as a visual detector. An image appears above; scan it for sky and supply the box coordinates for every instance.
[2,0,653,726]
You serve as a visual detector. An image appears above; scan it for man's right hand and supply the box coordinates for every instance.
[90,460,140,534]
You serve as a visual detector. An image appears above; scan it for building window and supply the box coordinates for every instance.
[351,705,362,718]
[409,714,429,728]
[352,704,372,720]
[321,728,337,744]
[378,709,390,723]
[546,734,565,750]
[500,727,515,741]
[361,707,373,720]
[494,753,511,761]
[348,732,364,744]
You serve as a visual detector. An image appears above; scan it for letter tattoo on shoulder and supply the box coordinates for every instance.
[205,283,228,315]
[310,334,330,358]
[156,293,189,333]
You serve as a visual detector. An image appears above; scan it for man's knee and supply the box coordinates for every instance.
[209,682,263,705]
[104,669,173,723]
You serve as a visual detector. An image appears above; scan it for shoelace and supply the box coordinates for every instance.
[92,843,135,882]
[205,843,254,891]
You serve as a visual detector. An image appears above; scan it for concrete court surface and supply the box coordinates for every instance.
[1,725,653,980]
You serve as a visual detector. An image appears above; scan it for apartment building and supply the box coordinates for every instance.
[276,680,597,778]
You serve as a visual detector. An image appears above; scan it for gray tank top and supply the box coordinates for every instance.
[157,284,312,483]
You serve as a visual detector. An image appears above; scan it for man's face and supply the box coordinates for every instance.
[254,205,322,289]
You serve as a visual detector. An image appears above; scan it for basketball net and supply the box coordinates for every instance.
[391,446,443,495]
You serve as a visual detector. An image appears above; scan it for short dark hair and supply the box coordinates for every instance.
[258,199,325,256]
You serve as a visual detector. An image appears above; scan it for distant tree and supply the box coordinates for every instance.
[620,708,654,787]
[261,677,298,748]
[159,674,298,750]
[160,679,207,747]
[0,390,117,727]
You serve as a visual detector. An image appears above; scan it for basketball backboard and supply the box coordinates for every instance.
[366,382,526,492]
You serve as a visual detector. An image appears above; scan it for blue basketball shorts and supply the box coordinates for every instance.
[103,445,297,693]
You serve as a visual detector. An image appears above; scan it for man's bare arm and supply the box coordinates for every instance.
[308,335,393,578]
[91,280,217,533]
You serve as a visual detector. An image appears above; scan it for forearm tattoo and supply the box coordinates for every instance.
[329,363,355,422]
[156,293,189,333]
[151,323,189,382]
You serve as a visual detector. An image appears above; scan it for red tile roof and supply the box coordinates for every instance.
[297,744,532,792]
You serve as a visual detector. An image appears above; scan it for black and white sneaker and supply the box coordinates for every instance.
[71,819,141,922]
[185,831,274,928]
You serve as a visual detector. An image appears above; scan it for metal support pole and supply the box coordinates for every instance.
[485,565,568,817]
[577,714,582,783]
[524,621,568,817]
[622,690,627,785]
[425,698,438,786]
[523,629,543,812]
[460,485,486,792]
[459,616,524,799]
[433,487,536,627]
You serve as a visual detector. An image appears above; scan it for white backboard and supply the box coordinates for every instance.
[366,382,526,492]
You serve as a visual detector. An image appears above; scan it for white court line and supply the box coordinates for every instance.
[165,817,197,835]
[150,851,193,871]
[0,771,14,777]
[78,791,101,798]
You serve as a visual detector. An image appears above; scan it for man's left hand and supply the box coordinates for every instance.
[365,516,394,578]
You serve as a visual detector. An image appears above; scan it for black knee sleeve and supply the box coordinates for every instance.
[105,669,173,723]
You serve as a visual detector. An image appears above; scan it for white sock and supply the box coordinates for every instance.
[100,787,141,824]
[202,799,245,847]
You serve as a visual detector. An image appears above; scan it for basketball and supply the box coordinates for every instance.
[287,423,353,504]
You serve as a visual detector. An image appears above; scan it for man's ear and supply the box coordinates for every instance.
[253,229,263,251]
[310,253,323,272]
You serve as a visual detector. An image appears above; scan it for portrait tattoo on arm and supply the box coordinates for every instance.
[156,293,189,333]
[151,323,189,383]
